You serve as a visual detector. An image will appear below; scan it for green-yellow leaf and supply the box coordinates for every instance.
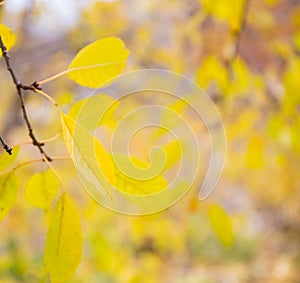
[44,193,82,283]
[151,140,181,170]
[0,23,16,54]
[25,169,60,210]
[208,204,234,247]
[112,153,168,196]
[67,37,129,88]
[0,173,17,221]
[68,93,118,131]
[0,145,20,172]
[60,112,116,200]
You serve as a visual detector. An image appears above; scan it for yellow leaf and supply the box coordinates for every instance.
[200,0,244,31]
[0,23,16,54]
[151,140,181,170]
[208,204,234,247]
[68,93,118,131]
[60,112,115,200]
[67,37,129,88]
[112,153,168,196]
[25,169,60,210]
[246,135,264,169]
[196,55,229,93]
[0,173,17,221]
[0,145,20,172]
[44,194,82,283]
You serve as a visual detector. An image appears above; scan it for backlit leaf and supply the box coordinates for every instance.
[208,204,234,247]
[60,112,116,200]
[25,169,60,210]
[0,145,20,172]
[67,37,129,88]
[151,140,181,170]
[112,153,168,196]
[44,193,82,283]
[0,173,17,221]
[68,93,118,131]
[0,23,16,54]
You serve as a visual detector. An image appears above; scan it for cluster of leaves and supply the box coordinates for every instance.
[0,19,236,282]
[0,24,130,282]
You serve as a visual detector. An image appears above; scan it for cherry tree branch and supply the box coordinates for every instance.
[0,135,12,155]
[0,36,52,161]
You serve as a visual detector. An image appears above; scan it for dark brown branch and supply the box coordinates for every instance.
[0,36,52,161]
[0,135,12,155]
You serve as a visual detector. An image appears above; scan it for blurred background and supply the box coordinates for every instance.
[0,0,300,282]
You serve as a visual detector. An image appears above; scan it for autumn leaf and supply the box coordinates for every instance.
[44,193,82,283]
[60,112,116,201]
[67,37,129,88]
[25,169,60,211]
[0,173,17,221]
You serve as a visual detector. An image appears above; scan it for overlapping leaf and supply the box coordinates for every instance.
[25,169,60,210]
[68,93,118,131]
[112,153,168,196]
[60,112,115,200]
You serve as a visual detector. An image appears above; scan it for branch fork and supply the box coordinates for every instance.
[0,36,51,161]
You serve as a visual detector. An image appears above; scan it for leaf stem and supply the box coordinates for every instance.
[0,156,71,176]
[34,89,59,106]
[37,70,68,86]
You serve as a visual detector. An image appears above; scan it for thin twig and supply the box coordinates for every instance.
[0,135,12,155]
[223,0,251,81]
[37,70,68,85]
[16,132,62,146]
[0,156,70,176]
[232,0,251,61]
[0,36,52,161]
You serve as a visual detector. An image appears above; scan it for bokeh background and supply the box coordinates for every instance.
[0,0,300,282]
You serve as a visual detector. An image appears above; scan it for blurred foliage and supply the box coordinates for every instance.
[0,0,300,282]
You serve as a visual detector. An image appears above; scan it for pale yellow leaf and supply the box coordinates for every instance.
[68,93,118,131]
[151,140,181,170]
[60,112,115,200]
[25,169,60,210]
[67,37,129,88]
[44,194,82,283]
[0,173,17,221]
[112,153,168,196]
